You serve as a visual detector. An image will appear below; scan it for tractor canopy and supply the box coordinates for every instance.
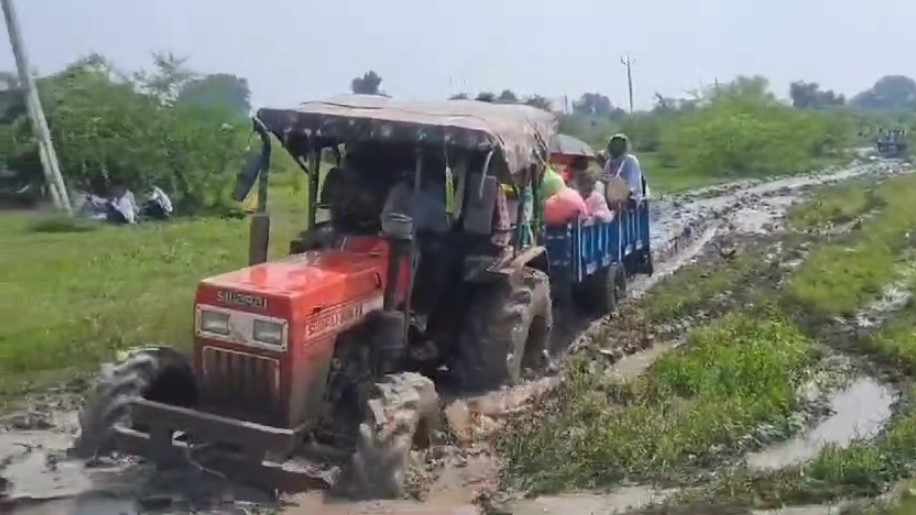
[256,94,559,185]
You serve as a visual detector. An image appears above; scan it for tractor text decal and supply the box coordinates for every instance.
[216,290,268,310]
[305,300,374,339]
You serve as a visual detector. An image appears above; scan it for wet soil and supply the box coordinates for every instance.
[0,160,909,514]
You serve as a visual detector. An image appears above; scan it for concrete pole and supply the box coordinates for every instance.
[621,54,635,113]
[2,0,72,213]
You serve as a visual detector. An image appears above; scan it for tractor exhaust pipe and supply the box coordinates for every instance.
[233,117,272,266]
[376,212,413,375]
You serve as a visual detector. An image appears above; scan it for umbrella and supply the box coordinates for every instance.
[549,134,597,158]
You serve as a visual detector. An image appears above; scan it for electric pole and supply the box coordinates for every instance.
[2,0,72,213]
[620,53,635,113]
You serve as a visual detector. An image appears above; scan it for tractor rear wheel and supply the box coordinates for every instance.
[450,267,553,392]
[71,347,197,459]
[342,372,439,499]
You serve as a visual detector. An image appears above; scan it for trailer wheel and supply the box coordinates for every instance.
[583,263,626,315]
[343,372,438,499]
[450,267,552,391]
[71,347,197,459]
[637,249,655,275]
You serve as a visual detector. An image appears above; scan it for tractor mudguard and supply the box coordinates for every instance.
[463,246,547,284]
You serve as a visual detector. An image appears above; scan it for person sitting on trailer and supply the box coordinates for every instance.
[602,133,645,202]
[574,166,614,223]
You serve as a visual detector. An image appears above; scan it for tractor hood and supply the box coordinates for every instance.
[197,249,389,318]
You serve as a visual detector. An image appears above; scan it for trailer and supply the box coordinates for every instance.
[544,199,652,311]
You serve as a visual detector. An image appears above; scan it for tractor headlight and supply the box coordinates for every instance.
[253,319,284,346]
[200,310,230,335]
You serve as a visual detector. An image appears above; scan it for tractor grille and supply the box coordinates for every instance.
[201,347,281,424]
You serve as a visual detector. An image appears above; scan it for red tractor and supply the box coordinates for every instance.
[72,95,561,498]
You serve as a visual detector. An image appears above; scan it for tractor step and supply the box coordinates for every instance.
[113,399,340,492]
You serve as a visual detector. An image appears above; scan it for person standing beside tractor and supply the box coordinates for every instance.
[602,133,645,202]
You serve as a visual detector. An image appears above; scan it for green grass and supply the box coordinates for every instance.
[785,174,916,319]
[0,176,310,397]
[501,312,815,493]
[643,251,760,323]
[787,178,880,230]
[866,298,916,376]
[683,262,916,509]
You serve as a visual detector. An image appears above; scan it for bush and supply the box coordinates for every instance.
[4,55,255,216]
[659,96,853,180]
[559,78,856,190]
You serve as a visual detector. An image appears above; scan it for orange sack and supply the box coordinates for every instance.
[544,186,588,225]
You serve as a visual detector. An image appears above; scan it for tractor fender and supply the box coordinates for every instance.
[463,246,549,284]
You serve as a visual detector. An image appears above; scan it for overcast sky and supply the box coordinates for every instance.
[1,0,912,110]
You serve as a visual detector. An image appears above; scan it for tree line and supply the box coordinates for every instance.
[2,57,914,217]
[350,69,916,115]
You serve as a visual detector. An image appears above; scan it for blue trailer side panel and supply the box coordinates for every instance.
[544,201,651,285]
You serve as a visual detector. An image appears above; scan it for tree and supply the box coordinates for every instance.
[497,89,518,104]
[573,93,613,116]
[351,71,383,95]
[475,92,496,103]
[2,53,253,214]
[177,73,251,116]
[789,81,845,109]
[651,92,699,114]
[707,75,775,103]
[524,94,552,111]
[449,92,469,100]
[134,51,196,105]
[851,75,916,111]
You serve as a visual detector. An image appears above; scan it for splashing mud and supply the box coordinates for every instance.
[746,378,896,471]
[0,161,907,514]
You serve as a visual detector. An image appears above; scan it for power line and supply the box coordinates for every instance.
[2,0,71,213]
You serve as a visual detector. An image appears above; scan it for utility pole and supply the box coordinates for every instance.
[620,53,635,113]
[2,0,71,213]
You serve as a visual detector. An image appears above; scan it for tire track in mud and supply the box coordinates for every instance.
[0,160,908,515]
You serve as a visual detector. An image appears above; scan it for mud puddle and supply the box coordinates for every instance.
[504,486,677,515]
[602,341,682,383]
[745,377,895,471]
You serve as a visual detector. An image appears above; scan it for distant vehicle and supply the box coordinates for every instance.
[875,127,908,158]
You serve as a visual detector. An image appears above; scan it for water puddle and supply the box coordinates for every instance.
[746,377,895,471]
[606,341,680,382]
[752,505,847,515]
[285,492,482,515]
[854,280,913,330]
[504,486,676,515]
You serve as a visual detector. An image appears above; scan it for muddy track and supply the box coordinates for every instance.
[0,159,908,515]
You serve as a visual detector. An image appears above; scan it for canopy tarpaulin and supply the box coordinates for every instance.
[257,94,559,180]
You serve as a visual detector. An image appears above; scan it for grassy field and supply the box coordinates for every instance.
[0,173,310,398]
[502,172,916,512]
[503,313,816,493]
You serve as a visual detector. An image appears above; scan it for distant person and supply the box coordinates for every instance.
[602,133,645,201]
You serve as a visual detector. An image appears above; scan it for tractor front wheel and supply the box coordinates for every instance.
[71,347,197,459]
[342,372,439,499]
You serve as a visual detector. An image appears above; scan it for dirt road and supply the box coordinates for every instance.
[0,158,909,515]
